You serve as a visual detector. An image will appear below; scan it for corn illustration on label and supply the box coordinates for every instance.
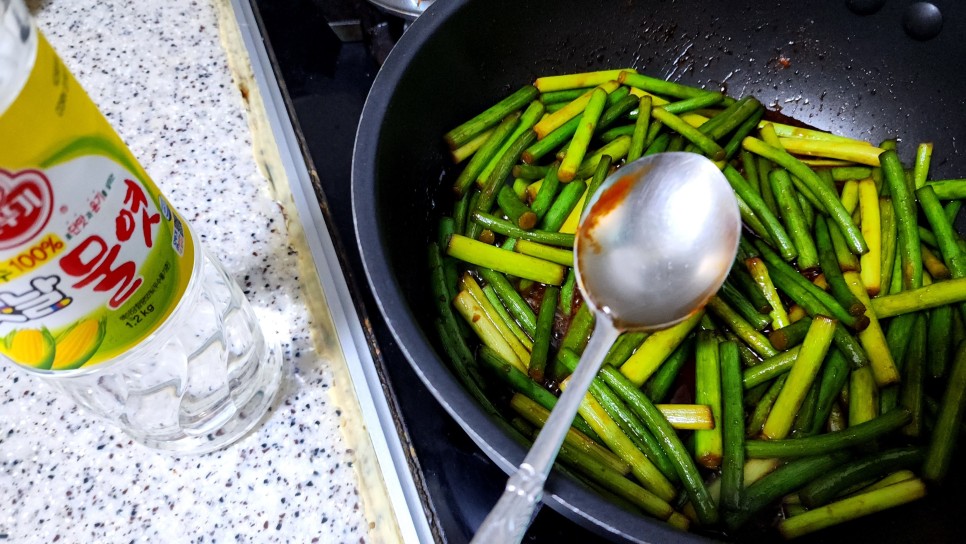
[0,32,195,371]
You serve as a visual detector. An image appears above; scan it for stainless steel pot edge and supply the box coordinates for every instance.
[368,0,435,20]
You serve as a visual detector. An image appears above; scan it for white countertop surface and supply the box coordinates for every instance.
[1,1,386,541]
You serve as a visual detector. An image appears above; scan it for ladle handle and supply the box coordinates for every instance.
[471,321,620,544]
[468,462,543,544]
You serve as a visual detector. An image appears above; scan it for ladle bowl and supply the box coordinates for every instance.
[472,152,742,543]
[577,152,743,329]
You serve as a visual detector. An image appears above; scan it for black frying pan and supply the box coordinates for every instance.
[352,0,966,541]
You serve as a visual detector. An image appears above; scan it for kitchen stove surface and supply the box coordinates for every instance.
[248,0,603,541]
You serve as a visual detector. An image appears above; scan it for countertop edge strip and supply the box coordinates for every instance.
[228,1,434,542]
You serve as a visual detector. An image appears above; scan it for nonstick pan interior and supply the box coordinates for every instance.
[353,0,966,541]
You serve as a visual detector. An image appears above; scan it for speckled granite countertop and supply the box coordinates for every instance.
[0,1,392,542]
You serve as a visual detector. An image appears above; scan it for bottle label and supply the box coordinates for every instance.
[0,32,195,371]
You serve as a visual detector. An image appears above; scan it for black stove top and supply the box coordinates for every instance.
[248,1,603,541]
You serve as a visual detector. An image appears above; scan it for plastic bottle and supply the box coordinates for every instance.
[0,0,283,453]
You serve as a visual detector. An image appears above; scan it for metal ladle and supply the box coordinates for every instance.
[472,152,742,543]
